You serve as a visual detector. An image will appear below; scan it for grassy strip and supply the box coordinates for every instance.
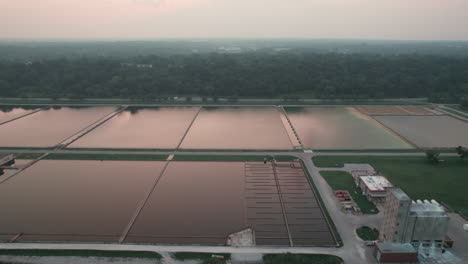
[452,105,468,113]
[177,149,299,153]
[173,252,230,264]
[44,153,168,161]
[320,171,379,214]
[65,148,299,152]
[313,156,468,216]
[172,155,297,162]
[356,226,379,241]
[12,153,44,159]
[65,148,174,152]
[314,149,422,153]
[301,161,342,247]
[0,249,161,259]
[0,147,52,150]
[263,253,343,264]
[442,106,468,119]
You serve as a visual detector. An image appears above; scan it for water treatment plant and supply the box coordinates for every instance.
[0,103,467,264]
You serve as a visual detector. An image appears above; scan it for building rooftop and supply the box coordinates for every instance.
[360,175,393,191]
[376,242,417,253]
[390,187,411,201]
[410,202,448,217]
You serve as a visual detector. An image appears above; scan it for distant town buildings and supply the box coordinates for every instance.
[120,63,153,68]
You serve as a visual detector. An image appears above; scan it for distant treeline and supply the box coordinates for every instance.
[0,53,467,102]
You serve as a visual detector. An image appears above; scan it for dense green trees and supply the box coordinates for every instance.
[0,53,467,101]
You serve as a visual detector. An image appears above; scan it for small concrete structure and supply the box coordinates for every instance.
[359,175,394,199]
[227,228,255,247]
[374,242,418,263]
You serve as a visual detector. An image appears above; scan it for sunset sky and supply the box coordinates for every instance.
[1,0,467,40]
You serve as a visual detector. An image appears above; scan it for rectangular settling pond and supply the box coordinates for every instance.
[0,159,335,246]
[374,115,468,148]
[126,161,247,245]
[180,107,293,150]
[0,106,116,147]
[0,160,165,243]
[69,107,199,149]
[285,107,413,149]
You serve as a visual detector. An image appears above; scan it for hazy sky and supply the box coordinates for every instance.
[1,0,468,40]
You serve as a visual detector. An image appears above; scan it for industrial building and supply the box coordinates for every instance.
[373,242,418,264]
[358,175,394,200]
[379,188,449,251]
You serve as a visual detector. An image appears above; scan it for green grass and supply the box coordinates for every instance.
[44,153,167,161]
[301,162,342,247]
[320,171,379,214]
[173,155,298,162]
[0,147,52,150]
[177,149,299,152]
[263,253,343,264]
[65,148,175,152]
[314,149,422,153]
[313,156,468,216]
[173,252,230,263]
[0,249,162,259]
[8,153,44,159]
[443,106,468,119]
[356,226,379,241]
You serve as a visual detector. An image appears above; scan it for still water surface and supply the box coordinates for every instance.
[286,107,412,149]
[375,115,468,148]
[127,161,246,245]
[180,107,293,150]
[0,106,116,147]
[0,160,164,242]
[70,107,199,149]
[0,106,40,123]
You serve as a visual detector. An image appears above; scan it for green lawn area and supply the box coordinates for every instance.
[173,252,230,264]
[314,149,424,153]
[313,156,468,216]
[319,171,379,214]
[9,153,44,159]
[444,106,468,118]
[0,250,161,259]
[173,155,297,162]
[44,153,168,161]
[356,226,379,241]
[263,253,343,264]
